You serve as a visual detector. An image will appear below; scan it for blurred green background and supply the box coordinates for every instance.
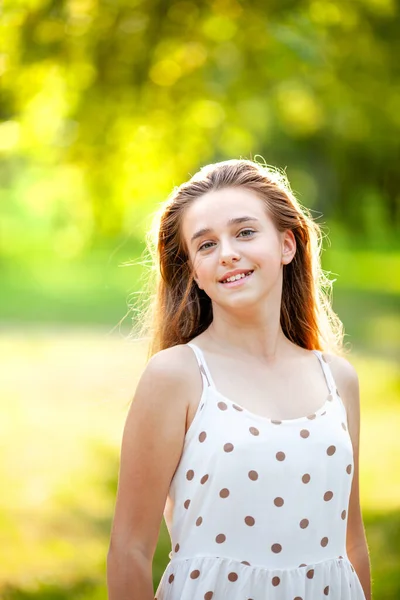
[1,0,399,598]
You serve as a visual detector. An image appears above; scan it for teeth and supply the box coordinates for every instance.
[222,272,250,283]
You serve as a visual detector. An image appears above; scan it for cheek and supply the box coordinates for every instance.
[252,239,281,266]
[193,255,211,278]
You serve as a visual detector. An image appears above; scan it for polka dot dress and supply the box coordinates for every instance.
[154,343,366,600]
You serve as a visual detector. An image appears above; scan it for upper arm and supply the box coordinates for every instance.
[328,353,368,553]
[108,345,193,561]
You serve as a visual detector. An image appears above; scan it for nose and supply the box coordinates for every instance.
[219,237,241,264]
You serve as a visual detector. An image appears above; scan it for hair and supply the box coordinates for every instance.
[133,158,345,360]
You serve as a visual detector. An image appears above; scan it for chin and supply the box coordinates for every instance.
[220,293,260,310]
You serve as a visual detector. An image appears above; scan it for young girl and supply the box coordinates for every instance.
[107,158,371,600]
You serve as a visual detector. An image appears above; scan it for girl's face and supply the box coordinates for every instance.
[181,187,296,310]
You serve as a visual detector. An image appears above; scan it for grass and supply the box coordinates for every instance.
[0,245,399,598]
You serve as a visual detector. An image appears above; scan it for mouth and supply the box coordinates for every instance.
[219,270,254,287]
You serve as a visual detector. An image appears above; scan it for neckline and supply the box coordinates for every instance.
[210,387,334,425]
[187,341,335,424]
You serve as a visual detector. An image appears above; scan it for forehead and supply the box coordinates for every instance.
[182,187,269,238]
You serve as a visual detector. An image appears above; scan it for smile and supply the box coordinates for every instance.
[219,270,254,288]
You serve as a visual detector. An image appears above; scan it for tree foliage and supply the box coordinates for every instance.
[1,0,399,260]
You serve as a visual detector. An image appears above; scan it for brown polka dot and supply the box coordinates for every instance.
[294,597,303,600]
[204,593,214,600]
[274,497,284,507]
[272,576,280,586]
[321,411,327,415]
[184,499,190,509]
[219,488,230,498]
[298,563,307,567]
[199,431,207,443]
[321,537,329,547]
[228,572,238,581]
[190,569,200,579]
[186,469,194,480]
[306,569,314,579]
[276,451,286,461]
[324,491,334,501]
[201,474,209,484]
[245,516,255,526]
[241,560,251,565]
[324,585,330,595]
[232,403,243,411]
[271,419,282,424]
[327,445,336,455]
[217,401,228,411]
[271,543,282,553]
[341,510,347,520]
[342,422,347,431]
[302,473,311,483]
[168,573,174,583]
[216,533,226,543]
[248,470,258,481]
[307,413,316,420]
[300,518,309,529]
[174,543,180,552]
[346,464,352,474]
[249,426,259,436]
[338,555,343,559]
[300,429,310,438]
[224,443,234,452]
[196,516,203,526]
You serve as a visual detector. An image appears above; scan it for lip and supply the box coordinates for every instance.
[219,270,254,288]
[218,268,254,283]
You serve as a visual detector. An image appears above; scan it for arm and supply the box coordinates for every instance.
[330,355,372,600]
[107,345,193,600]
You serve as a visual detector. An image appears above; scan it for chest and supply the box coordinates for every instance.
[211,355,331,418]
[187,377,332,432]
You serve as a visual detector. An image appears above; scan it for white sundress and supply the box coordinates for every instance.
[154,342,366,600]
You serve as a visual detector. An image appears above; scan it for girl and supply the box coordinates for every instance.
[107,158,371,600]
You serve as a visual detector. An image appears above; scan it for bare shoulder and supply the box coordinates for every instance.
[134,343,201,417]
[321,351,360,416]
[108,343,200,560]
[145,343,198,384]
[132,342,203,434]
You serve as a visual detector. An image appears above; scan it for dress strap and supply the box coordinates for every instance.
[312,350,337,397]
[186,343,216,389]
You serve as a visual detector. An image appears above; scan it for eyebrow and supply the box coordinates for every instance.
[190,216,260,244]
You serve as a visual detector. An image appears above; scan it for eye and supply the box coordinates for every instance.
[198,241,214,251]
[198,229,255,251]
[238,228,255,238]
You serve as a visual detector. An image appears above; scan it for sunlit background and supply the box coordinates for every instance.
[1,0,399,598]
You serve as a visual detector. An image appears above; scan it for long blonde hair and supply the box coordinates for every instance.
[133,158,345,360]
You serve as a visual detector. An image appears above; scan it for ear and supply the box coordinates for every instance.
[191,265,203,290]
[281,230,296,265]
[194,275,203,290]
[187,254,202,289]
